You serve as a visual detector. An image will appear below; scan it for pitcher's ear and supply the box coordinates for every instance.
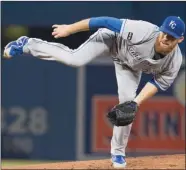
[178,36,184,43]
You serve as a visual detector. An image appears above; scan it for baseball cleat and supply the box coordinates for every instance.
[3,36,29,59]
[111,154,127,168]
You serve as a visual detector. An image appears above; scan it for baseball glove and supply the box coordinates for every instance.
[107,101,138,126]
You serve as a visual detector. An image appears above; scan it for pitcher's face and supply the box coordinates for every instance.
[155,32,184,55]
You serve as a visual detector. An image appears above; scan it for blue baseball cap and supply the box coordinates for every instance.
[159,16,185,39]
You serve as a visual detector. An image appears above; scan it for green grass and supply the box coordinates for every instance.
[1,159,54,167]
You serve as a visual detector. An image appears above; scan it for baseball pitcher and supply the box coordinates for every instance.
[3,16,185,168]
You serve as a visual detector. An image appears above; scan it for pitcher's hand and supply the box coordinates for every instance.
[52,24,72,39]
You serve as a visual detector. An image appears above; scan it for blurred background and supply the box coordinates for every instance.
[1,1,185,166]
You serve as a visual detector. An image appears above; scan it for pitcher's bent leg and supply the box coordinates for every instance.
[23,29,113,67]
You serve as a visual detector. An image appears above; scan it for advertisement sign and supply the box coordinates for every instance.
[91,95,185,153]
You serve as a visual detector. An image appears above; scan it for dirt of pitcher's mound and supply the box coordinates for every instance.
[2,154,185,169]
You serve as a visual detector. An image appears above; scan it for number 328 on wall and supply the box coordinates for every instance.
[1,106,48,136]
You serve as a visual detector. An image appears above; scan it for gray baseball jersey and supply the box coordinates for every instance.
[111,19,183,91]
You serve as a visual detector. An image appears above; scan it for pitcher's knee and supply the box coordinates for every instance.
[69,60,87,67]
[62,54,88,67]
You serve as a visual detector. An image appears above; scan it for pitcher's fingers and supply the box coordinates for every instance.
[54,35,60,39]
[52,31,57,36]
[52,24,59,28]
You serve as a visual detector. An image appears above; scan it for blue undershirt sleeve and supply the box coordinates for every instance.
[89,17,123,33]
[149,78,162,91]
